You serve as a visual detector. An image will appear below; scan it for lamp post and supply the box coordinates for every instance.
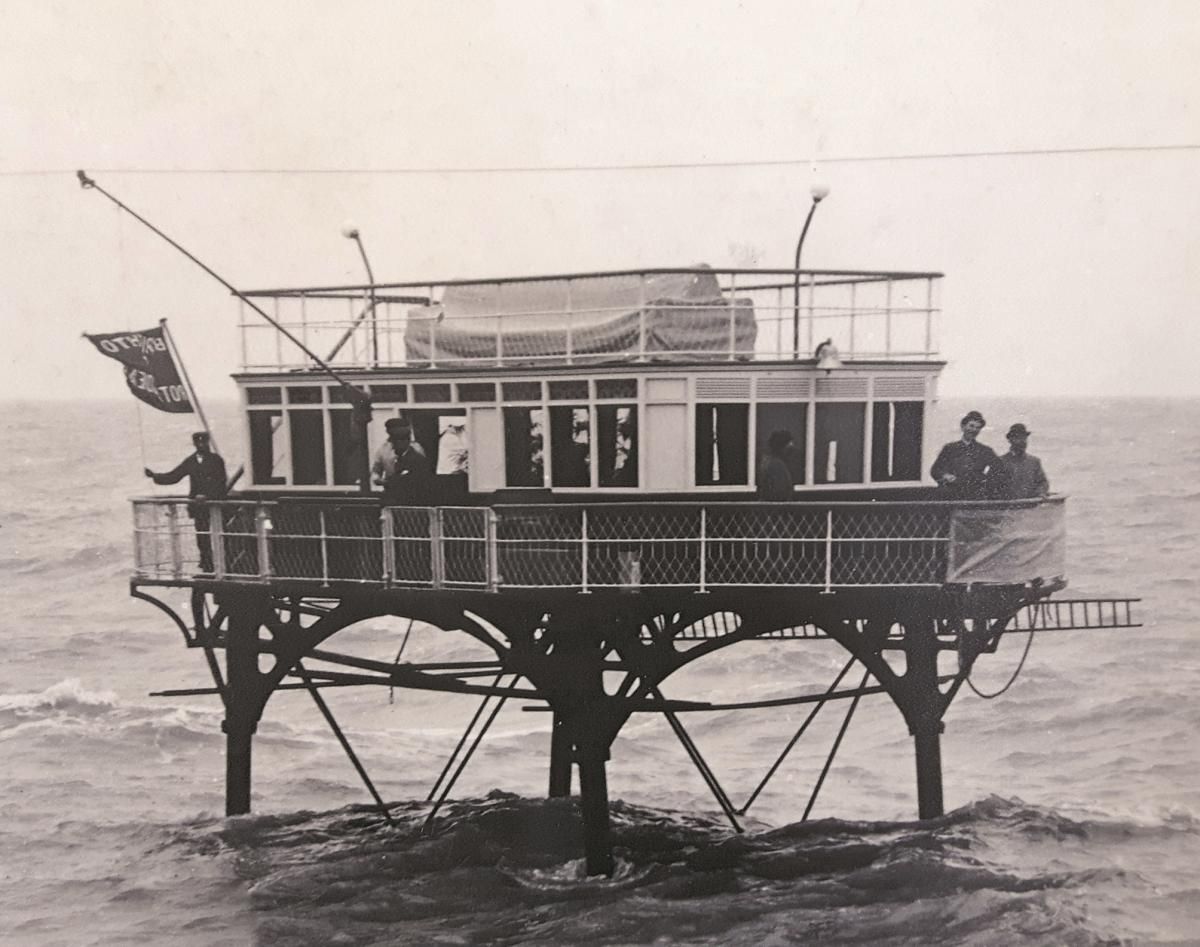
[792,183,831,358]
[341,223,378,367]
[341,223,376,494]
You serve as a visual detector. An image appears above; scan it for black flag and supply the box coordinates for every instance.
[84,326,194,413]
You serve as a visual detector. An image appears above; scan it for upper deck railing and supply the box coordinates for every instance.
[237,268,942,373]
[132,495,1064,593]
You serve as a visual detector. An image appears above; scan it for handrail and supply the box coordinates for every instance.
[131,495,1066,592]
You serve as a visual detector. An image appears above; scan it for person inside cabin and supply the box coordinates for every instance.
[144,431,228,573]
[757,429,796,500]
[374,418,434,506]
[990,423,1050,499]
[930,410,996,499]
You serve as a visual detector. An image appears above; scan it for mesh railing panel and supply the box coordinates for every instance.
[130,498,1057,591]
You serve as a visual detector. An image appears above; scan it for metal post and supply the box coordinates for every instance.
[431,508,444,589]
[580,508,590,593]
[637,274,647,360]
[727,273,737,359]
[885,279,893,356]
[381,508,395,586]
[169,502,183,578]
[211,504,226,578]
[319,509,329,586]
[565,279,574,364]
[849,282,857,356]
[698,507,708,593]
[824,509,834,593]
[925,277,934,357]
[906,614,946,819]
[255,504,272,579]
[485,509,499,592]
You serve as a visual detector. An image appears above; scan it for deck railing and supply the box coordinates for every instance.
[131,497,1065,592]
[237,268,942,371]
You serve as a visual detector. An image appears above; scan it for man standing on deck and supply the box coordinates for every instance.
[757,429,796,500]
[374,419,434,506]
[144,431,228,572]
[930,410,996,499]
[991,423,1050,499]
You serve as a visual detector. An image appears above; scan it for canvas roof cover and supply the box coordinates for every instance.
[404,268,756,364]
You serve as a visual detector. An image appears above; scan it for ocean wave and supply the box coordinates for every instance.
[137,792,1174,945]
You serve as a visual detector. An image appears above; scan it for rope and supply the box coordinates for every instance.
[962,604,1043,700]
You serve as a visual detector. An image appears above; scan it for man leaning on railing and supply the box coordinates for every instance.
[144,431,228,573]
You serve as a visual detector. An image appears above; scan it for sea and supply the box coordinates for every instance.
[1,397,1197,946]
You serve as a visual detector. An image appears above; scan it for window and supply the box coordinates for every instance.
[872,401,924,481]
[287,386,323,404]
[598,405,638,487]
[413,384,452,403]
[549,380,588,400]
[550,406,590,486]
[754,403,807,486]
[596,378,637,399]
[246,387,281,405]
[289,410,327,484]
[695,404,749,486]
[457,383,495,403]
[330,410,364,486]
[249,411,285,484]
[503,407,545,487]
[371,384,408,403]
[502,381,541,401]
[436,414,470,475]
[814,403,865,484]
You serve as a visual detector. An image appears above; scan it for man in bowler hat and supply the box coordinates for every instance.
[991,423,1050,499]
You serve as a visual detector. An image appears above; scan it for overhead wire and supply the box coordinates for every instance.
[3,143,1199,178]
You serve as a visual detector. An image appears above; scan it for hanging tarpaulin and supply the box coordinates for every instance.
[946,499,1067,584]
[84,325,194,413]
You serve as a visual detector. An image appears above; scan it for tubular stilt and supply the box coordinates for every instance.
[577,749,614,877]
[222,602,259,816]
[914,725,944,819]
[548,712,573,798]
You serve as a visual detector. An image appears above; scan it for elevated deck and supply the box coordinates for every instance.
[132,494,1065,594]
[237,267,942,372]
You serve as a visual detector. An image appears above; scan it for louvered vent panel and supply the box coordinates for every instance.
[755,376,813,399]
[873,376,927,398]
[815,376,869,398]
[695,377,752,399]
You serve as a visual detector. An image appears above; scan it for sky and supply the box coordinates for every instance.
[2,0,1198,406]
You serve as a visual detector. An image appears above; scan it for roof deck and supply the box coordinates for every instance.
[132,495,1065,593]
[238,267,942,373]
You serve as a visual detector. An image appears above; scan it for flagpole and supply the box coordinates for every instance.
[77,170,374,493]
[160,318,216,455]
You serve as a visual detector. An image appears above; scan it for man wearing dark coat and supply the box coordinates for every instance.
[375,420,434,506]
[144,431,228,572]
[757,429,796,500]
[930,410,996,499]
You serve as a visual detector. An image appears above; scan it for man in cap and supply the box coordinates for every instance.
[991,423,1050,499]
[930,410,996,499]
[373,418,433,506]
[145,431,229,572]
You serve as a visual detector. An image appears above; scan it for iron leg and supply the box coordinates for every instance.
[549,712,573,798]
[577,749,614,877]
[913,723,945,819]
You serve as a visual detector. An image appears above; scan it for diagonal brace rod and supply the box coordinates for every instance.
[296,661,394,826]
[738,657,857,815]
[653,687,742,833]
[802,669,871,821]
